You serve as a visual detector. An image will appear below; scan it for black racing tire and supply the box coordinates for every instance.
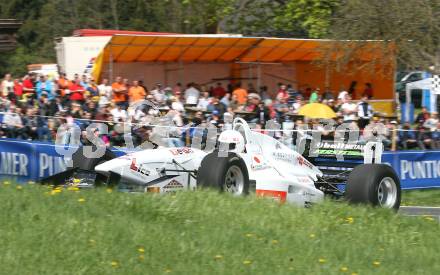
[197,151,249,195]
[106,172,121,188]
[345,164,401,210]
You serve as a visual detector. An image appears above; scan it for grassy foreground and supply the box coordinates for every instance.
[0,182,439,275]
[402,189,440,206]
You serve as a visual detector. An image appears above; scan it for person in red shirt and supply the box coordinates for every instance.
[22,73,36,101]
[212,82,226,98]
[13,79,23,98]
[363,83,373,99]
[276,84,289,101]
[69,79,85,102]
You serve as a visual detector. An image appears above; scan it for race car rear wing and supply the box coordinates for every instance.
[307,140,383,164]
[305,140,384,182]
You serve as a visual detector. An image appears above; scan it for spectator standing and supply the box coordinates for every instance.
[415,107,430,129]
[86,78,99,97]
[259,86,270,101]
[98,78,112,106]
[150,83,165,104]
[207,97,226,117]
[348,81,357,99]
[287,84,299,104]
[274,97,289,122]
[207,96,226,117]
[36,75,55,100]
[291,96,304,114]
[69,79,85,102]
[1,73,14,99]
[276,84,289,101]
[197,91,210,110]
[357,96,373,129]
[220,93,230,107]
[363,83,373,98]
[212,82,226,98]
[57,73,70,97]
[322,88,334,100]
[128,80,146,104]
[309,88,319,103]
[3,105,24,138]
[341,95,357,122]
[111,76,128,108]
[170,95,185,112]
[22,73,36,101]
[110,104,128,122]
[22,108,38,140]
[173,82,182,95]
[418,127,435,149]
[80,75,89,89]
[13,79,23,99]
[184,83,200,105]
[232,83,248,105]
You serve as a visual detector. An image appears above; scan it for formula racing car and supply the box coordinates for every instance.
[45,118,401,210]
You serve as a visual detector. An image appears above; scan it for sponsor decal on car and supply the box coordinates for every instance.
[312,142,364,156]
[256,189,287,202]
[251,155,270,171]
[169,148,194,156]
[163,179,184,192]
[297,156,314,169]
[296,176,313,185]
[272,152,296,163]
[130,158,150,177]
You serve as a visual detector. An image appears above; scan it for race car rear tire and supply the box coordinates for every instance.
[345,164,401,210]
[197,151,249,196]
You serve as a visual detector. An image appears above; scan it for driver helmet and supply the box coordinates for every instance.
[218,130,245,153]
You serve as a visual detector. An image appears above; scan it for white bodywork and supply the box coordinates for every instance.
[95,118,325,206]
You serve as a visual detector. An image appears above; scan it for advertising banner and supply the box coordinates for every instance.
[0,139,126,182]
[383,151,440,189]
[1,138,439,190]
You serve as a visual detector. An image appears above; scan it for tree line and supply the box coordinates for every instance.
[0,0,439,76]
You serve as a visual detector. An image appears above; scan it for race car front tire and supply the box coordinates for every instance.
[345,164,401,210]
[197,151,250,196]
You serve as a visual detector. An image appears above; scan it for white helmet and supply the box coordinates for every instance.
[218,130,245,153]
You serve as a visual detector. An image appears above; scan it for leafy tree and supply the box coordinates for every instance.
[326,0,440,73]
[222,0,340,38]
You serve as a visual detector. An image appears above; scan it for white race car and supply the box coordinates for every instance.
[88,118,401,210]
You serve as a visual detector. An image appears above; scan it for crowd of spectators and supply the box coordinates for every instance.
[0,72,439,151]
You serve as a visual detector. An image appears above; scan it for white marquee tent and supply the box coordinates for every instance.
[405,77,439,120]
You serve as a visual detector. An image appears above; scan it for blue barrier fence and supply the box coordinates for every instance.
[0,138,439,189]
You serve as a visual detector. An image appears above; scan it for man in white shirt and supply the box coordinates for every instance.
[150,83,165,104]
[3,105,24,138]
[110,105,128,122]
[196,91,210,110]
[184,83,200,105]
[1,73,14,98]
[98,78,112,106]
[341,95,357,122]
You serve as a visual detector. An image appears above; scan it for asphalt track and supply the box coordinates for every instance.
[399,206,440,221]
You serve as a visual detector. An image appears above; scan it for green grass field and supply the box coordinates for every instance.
[402,189,440,206]
[1,182,439,275]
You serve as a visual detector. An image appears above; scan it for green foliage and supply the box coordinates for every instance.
[328,0,440,71]
[222,0,340,38]
[275,0,340,38]
[0,182,439,274]
[2,0,437,74]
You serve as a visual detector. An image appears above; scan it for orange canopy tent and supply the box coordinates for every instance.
[92,34,395,102]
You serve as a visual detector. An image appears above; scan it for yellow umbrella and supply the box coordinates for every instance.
[298,103,337,119]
